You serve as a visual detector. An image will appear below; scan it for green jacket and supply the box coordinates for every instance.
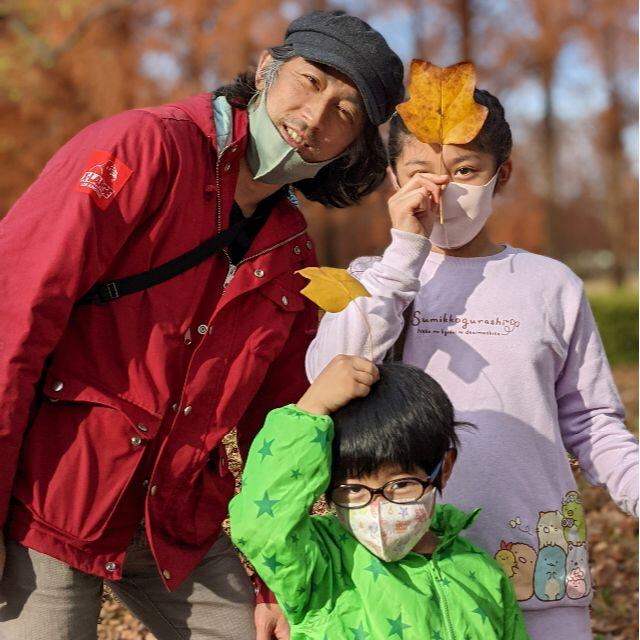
[229,405,529,639]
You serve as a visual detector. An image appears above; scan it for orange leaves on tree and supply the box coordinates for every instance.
[396,60,488,145]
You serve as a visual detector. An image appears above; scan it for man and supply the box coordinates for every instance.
[0,10,404,640]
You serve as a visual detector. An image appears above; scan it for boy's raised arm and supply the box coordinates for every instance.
[229,356,378,623]
[229,404,334,624]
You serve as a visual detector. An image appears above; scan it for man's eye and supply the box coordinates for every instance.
[338,107,354,123]
[304,75,320,88]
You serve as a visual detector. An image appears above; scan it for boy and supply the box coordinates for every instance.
[229,355,529,639]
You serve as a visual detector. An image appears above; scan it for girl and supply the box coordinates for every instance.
[229,356,529,639]
[305,81,638,639]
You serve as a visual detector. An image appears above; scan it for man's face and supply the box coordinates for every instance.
[256,55,366,162]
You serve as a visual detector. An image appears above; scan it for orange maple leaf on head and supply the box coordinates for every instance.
[396,60,488,146]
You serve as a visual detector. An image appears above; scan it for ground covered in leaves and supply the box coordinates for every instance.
[98,365,638,639]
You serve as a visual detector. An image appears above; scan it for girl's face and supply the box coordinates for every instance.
[394,135,499,188]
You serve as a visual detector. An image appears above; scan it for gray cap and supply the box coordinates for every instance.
[285,10,404,126]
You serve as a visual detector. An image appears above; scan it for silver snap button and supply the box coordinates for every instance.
[130,436,142,446]
[306,240,312,250]
[52,380,64,392]
[197,324,208,335]
[293,246,301,255]
[281,296,288,306]
[230,145,238,153]
[254,269,265,278]
[150,484,158,496]
[142,479,149,489]
[183,405,193,416]
[162,569,171,580]
[136,423,148,432]
[224,163,231,172]
[171,403,179,412]
[105,561,117,572]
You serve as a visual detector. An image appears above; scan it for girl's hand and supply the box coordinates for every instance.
[388,172,449,237]
[297,355,379,416]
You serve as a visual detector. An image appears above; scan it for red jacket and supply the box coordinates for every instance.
[0,93,318,591]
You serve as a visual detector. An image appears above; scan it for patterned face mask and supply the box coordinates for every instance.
[335,488,436,562]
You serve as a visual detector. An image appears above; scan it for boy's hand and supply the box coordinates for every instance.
[255,602,289,639]
[297,355,379,415]
[388,172,449,237]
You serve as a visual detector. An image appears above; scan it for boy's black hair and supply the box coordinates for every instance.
[387,88,513,172]
[331,363,462,490]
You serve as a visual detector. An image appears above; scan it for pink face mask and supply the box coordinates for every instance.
[429,170,500,249]
[336,489,436,562]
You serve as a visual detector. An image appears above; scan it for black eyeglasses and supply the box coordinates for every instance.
[328,460,443,509]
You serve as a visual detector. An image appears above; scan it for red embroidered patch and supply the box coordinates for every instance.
[75,150,133,210]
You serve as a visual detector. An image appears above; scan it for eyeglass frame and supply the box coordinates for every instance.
[328,459,444,509]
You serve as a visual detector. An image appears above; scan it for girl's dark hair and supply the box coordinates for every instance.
[331,363,462,490]
[387,88,513,171]
[214,45,387,208]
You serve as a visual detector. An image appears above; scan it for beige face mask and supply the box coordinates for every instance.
[336,488,436,562]
[429,170,500,249]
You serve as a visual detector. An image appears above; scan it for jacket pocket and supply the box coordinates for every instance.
[14,367,162,542]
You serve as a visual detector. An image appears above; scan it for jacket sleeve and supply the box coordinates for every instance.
[500,573,530,639]
[0,110,172,526]
[235,296,318,461]
[556,287,638,517]
[304,230,431,382]
[228,405,334,625]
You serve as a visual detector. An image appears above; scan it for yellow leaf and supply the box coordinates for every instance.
[296,267,370,313]
[396,60,488,145]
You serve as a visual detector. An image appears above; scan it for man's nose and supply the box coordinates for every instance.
[301,95,332,130]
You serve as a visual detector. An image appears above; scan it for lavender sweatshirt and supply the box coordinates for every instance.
[306,230,638,616]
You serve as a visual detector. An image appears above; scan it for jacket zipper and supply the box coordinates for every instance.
[430,561,455,639]
[215,145,307,292]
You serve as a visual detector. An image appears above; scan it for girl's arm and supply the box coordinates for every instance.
[557,288,638,517]
[305,172,446,382]
[229,356,379,623]
[305,229,431,380]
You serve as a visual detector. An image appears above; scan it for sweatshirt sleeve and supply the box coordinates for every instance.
[556,288,639,517]
[305,230,431,381]
[228,405,334,624]
[0,110,172,526]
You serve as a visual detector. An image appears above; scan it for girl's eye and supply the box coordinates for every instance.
[455,167,473,176]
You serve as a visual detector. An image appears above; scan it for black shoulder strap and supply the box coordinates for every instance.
[385,301,415,362]
[76,218,248,306]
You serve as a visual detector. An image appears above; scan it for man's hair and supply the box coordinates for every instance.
[387,88,513,172]
[214,44,387,208]
[331,363,462,489]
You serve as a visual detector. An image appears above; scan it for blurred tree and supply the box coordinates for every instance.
[580,0,638,284]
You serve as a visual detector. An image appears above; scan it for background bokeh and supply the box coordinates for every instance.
[1,1,637,638]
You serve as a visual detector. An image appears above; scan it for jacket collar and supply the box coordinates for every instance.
[429,504,481,553]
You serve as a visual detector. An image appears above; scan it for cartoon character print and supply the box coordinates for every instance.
[562,491,587,545]
[566,542,591,599]
[536,510,567,552]
[495,541,517,577]
[510,543,536,601]
[494,540,536,601]
[534,544,566,601]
